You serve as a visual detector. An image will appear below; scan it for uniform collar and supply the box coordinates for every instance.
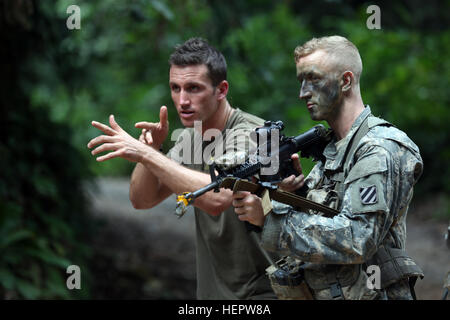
[323,105,372,171]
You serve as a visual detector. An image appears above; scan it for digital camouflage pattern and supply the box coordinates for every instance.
[261,106,423,300]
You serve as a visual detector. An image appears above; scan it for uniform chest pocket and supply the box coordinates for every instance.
[306,170,344,214]
[306,188,340,214]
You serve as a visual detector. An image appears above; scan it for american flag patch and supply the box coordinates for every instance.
[360,185,377,204]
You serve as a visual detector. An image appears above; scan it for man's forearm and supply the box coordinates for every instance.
[139,148,232,215]
[130,162,171,209]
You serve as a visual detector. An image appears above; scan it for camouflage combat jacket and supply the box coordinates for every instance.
[261,106,423,300]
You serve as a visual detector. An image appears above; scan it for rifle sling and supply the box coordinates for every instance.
[220,177,339,218]
[269,189,338,218]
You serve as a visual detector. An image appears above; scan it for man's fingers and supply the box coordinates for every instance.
[282,174,305,192]
[91,143,118,156]
[135,106,169,130]
[236,212,249,222]
[95,150,122,162]
[291,153,303,174]
[234,206,246,214]
[109,114,125,133]
[160,105,169,128]
[282,175,295,185]
[296,174,305,184]
[91,120,117,136]
[135,121,158,130]
[138,129,154,145]
[292,176,305,189]
[278,173,303,192]
[232,191,252,208]
[87,135,116,149]
[232,198,243,208]
[232,191,251,199]
[145,131,153,145]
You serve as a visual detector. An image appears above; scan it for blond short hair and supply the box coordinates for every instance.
[294,36,363,83]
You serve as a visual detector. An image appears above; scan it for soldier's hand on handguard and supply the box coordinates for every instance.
[232,191,265,227]
[88,115,151,163]
[278,153,305,192]
[135,106,169,151]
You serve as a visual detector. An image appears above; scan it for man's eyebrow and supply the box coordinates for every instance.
[297,70,321,80]
[296,70,310,80]
[185,81,203,86]
[169,81,203,87]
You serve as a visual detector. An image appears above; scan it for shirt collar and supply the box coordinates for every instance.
[323,105,372,171]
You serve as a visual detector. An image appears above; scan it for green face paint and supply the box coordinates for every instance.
[296,64,342,121]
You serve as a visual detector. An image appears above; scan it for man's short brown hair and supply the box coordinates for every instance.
[169,37,227,87]
[294,36,363,84]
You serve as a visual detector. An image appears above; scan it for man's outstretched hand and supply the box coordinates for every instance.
[87,114,150,163]
[135,106,169,150]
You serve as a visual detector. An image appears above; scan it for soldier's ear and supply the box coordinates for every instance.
[340,71,353,93]
[216,80,229,100]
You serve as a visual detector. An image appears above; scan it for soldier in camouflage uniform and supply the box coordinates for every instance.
[232,36,424,300]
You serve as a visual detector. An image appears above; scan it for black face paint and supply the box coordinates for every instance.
[297,65,342,121]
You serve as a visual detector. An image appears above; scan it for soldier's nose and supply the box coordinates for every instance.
[299,80,311,100]
[179,90,190,107]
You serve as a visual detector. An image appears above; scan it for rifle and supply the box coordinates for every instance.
[175,120,337,218]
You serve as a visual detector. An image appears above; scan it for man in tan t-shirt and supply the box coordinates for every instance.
[87,38,277,299]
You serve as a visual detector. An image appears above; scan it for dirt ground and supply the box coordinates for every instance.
[85,177,449,300]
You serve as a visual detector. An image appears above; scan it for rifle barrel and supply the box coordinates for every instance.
[190,180,220,200]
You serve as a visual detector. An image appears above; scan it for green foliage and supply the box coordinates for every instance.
[343,21,450,196]
[0,107,94,299]
[1,0,95,299]
[25,1,448,194]
[224,6,450,186]
[25,0,217,176]
[224,5,326,173]
[3,0,449,300]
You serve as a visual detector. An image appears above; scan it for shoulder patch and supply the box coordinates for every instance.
[359,185,378,205]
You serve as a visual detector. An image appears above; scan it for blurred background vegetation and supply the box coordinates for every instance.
[1,0,449,299]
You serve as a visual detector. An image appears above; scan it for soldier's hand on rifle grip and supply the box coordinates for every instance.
[232,191,265,227]
[278,154,305,192]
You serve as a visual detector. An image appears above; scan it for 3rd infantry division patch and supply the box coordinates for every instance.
[360,185,377,204]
